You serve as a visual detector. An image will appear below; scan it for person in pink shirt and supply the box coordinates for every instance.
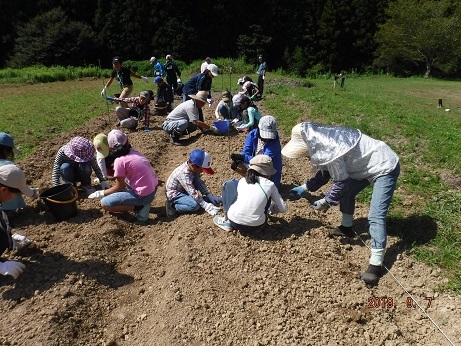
[88,129,158,222]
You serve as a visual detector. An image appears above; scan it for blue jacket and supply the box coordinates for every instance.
[241,128,282,187]
[182,73,212,99]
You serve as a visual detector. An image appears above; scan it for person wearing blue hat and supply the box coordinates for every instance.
[0,132,39,213]
[165,149,221,217]
[154,76,174,114]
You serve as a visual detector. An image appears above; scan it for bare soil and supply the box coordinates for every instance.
[1,95,460,346]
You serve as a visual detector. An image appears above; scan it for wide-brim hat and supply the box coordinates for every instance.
[281,123,309,158]
[249,155,276,176]
[93,133,109,159]
[189,91,208,105]
[63,137,95,162]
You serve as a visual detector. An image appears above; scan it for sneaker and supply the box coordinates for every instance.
[330,225,354,237]
[169,133,183,146]
[83,185,96,194]
[137,203,151,222]
[165,199,177,218]
[213,215,233,232]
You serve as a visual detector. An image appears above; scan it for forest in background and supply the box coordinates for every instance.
[1,0,461,77]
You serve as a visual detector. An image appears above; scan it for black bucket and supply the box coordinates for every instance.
[40,183,78,221]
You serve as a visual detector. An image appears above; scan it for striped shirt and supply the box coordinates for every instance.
[165,162,210,204]
[52,147,106,186]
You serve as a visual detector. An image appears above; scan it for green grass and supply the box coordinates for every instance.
[1,66,461,292]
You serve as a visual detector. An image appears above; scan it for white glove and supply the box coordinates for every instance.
[12,233,30,249]
[88,190,105,199]
[207,98,215,107]
[100,180,110,189]
[207,194,222,206]
[0,261,25,279]
[262,75,265,80]
[101,86,107,97]
[313,198,330,211]
[268,203,276,215]
[141,76,149,83]
[200,201,220,216]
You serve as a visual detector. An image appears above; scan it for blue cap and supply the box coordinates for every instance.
[0,132,19,154]
[154,76,163,84]
[189,149,214,174]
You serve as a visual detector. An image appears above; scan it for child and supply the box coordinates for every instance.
[88,130,158,223]
[52,136,109,193]
[234,96,262,132]
[0,132,39,212]
[93,133,116,180]
[108,90,152,131]
[165,149,221,217]
[214,155,287,232]
[0,164,37,279]
[101,56,148,107]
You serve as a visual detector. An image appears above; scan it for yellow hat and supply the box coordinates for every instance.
[281,123,309,158]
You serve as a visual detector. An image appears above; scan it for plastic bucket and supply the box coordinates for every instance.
[213,120,230,133]
[40,183,78,221]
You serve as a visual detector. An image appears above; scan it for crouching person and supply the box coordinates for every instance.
[162,91,211,146]
[165,149,221,217]
[0,164,37,279]
[213,155,287,233]
[88,130,158,223]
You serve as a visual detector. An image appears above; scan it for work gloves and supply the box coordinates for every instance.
[141,76,149,83]
[230,153,244,162]
[313,198,330,211]
[100,181,110,189]
[288,184,308,200]
[207,98,215,107]
[0,261,25,279]
[88,190,105,199]
[12,233,30,249]
[200,201,220,216]
[101,86,107,97]
[207,194,222,206]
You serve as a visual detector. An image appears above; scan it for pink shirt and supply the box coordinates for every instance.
[113,149,158,196]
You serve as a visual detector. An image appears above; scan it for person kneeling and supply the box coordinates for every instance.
[214,155,287,233]
[88,130,158,223]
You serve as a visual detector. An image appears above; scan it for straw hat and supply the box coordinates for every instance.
[281,123,309,158]
[189,91,208,104]
[249,155,276,176]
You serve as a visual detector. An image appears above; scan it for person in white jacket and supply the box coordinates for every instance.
[282,122,400,285]
[214,155,287,233]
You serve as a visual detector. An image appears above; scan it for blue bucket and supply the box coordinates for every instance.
[213,120,230,133]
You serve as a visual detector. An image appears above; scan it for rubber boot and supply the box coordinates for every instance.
[356,264,382,285]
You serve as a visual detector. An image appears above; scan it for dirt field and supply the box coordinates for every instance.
[1,95,460,346]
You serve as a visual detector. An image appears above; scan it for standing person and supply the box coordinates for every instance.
[182,64,219,124]
[165,149,221,218]
[200,57,212,73]
[0,164,37,279]
[282,122,400,285]
[213,155,287,233]
[163,54,181,94]
[52,136,109,193]
[230,116,282,187]
[154,77,174,113]
[101,56,149,108]
[88,130,159,223]
[256,55,267,100]
[149,56,164,78]
[162,91,211,146]
[108,90,152,131]
[0,132,39,212]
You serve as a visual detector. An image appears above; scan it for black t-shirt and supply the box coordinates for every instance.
[111,67,133,87]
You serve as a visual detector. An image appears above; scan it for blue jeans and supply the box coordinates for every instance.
[171,192,201,213]
[101,187,157,207]
[60,162,92,185]
[340,163,400,250]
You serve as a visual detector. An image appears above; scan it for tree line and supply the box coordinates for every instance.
[1,0,460,77]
